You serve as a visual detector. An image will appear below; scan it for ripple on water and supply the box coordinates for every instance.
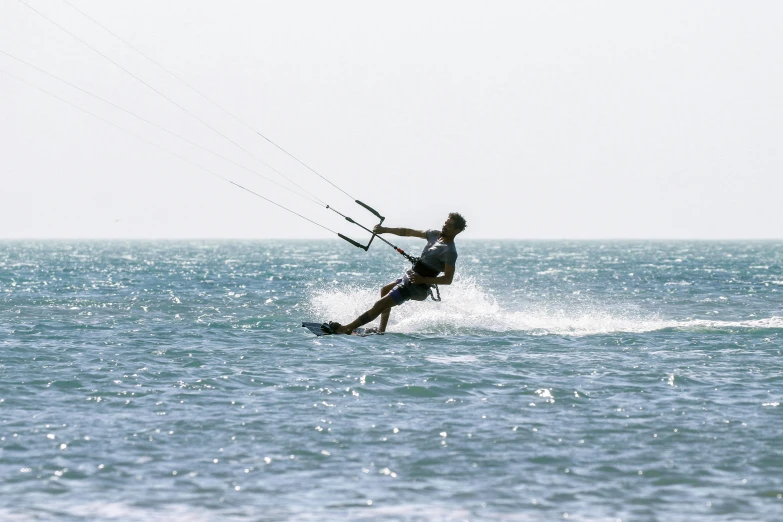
[2,241,783,520]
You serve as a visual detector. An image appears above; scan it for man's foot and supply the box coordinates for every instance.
[320,321,342,334]
[323,321,351,335]
[334,322,353,334]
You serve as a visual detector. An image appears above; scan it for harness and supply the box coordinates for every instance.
[412,259,441,301]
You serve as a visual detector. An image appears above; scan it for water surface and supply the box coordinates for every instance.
[1,240,782,521]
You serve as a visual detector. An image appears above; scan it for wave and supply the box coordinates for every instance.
[305,277,783,337]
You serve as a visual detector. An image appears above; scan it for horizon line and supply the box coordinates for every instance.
[1,237,782,242]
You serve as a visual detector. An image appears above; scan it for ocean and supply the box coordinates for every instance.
[1,240,782,521]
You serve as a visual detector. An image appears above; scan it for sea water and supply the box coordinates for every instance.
[1,240,782,521]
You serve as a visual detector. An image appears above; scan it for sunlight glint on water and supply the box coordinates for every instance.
[1,240,782,521]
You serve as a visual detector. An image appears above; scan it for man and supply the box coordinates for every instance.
[328,212,467,334]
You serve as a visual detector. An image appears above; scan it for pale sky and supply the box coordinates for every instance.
[2,0,782,239]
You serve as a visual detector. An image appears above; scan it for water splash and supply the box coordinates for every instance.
[305,276,783,337]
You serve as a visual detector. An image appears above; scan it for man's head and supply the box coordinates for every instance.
[441,212,467,239]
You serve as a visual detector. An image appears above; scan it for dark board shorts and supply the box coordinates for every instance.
[388,273,430,305]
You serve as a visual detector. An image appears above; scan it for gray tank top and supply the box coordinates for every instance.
[418,229,458,273]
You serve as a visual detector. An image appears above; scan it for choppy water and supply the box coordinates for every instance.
[1,240,782,521]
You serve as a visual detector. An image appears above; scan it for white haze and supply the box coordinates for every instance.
[1,0,782,239]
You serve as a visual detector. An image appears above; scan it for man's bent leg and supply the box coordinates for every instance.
[337,294,398,334]
[378,282,397,333]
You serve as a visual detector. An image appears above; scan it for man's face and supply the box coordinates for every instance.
[441,218,460,237]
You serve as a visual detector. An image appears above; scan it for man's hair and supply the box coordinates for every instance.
[449,212,467,231]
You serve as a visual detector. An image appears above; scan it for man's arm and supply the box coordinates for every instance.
[410,264,455,286]
[373,225,427,239]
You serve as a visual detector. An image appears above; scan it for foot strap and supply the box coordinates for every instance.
[321,321,343,334]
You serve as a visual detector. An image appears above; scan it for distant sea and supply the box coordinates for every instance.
[2,240,782,521]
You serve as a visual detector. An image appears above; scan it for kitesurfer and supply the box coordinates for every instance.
[328,212,467,334]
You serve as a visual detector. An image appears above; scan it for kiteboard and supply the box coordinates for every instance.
[302,322,383,337]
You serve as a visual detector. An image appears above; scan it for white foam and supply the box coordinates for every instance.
[425,355,479,364]
[305,276,783,337]
[6,502,214,521]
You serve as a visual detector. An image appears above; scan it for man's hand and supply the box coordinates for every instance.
[409,273,426,285]
[373,225,387,234]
